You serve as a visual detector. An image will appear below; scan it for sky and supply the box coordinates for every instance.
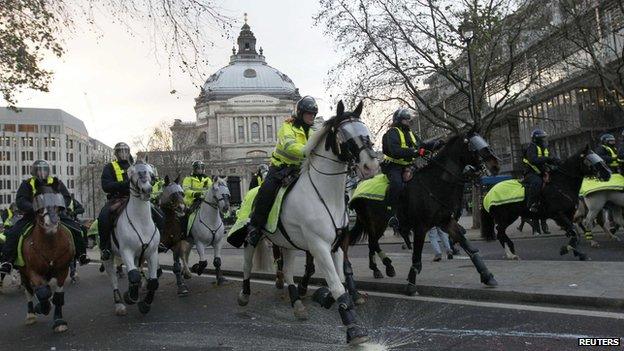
[7,0,340,147]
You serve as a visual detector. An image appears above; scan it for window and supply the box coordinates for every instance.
[238,125,245,140]
[52,165,57,174]
[3,124,16,132]
[266,124,273,139]
[251,122,260,140]
[18,124,37,133]
[21,137,34,147]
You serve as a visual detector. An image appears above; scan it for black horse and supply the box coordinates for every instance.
[298,129,502,298]
[481,145,611,260]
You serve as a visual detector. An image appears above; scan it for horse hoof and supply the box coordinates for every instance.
[346,326,369,345]
[483,275,498,287]
[354,292,367,305]
[293,300,308,320]
[53,319,68,333]
[138,301,151,315]
[373,269,383,279]
[177,285,190,297]
[406,284,418,296]
[183,271,192,280]
[25,314,36,325]
[237,291,250,306]
[99,264,105,273]
[297,284,308,297]
[385,265,396,277]
[114,304,127,316]
[275,278,284,290]
[123,291,137,305]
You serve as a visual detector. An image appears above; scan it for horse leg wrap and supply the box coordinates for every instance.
[337,292,356,325]
[288,284,300,307]
[368,254,378,270]
[128,269,141,286]
[193,260,208,276]
[52,292,64,306]
[381,256,392,266]
[343,261,358,297]
[378,251,388,261]
[172,261,182,273]
[242,279,251,295]
[147,278,159,292]
[113,289,123,304]
[35,285,52,302]
[312,287,335,309]
[213,257,221,269]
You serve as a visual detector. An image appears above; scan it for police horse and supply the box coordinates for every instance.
[103,161,160,315]
[481,146,611,260]
[188,176,231,285]
[239,101,378,345]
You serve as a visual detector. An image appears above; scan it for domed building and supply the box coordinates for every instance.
[170,18,300,203]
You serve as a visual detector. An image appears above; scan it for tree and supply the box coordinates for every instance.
[134,120,197,177]
[1,0,232,109]
[316,0,548,138]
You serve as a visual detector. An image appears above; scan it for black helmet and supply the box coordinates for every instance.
[531,128,548,144]
[31,160,50,181]
[392,108,413,124]
[192,160,206,175]
[600,133,616,145]
[258,164,268,173]
[114,142,131,161]
[296,96,318,119]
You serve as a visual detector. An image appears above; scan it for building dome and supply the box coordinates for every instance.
[200,18,299,100]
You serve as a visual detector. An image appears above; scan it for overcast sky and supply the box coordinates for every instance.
[6,0,340,147]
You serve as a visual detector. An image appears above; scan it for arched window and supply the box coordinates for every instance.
[251,122,260,141]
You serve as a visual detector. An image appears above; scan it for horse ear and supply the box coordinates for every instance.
[337,100,345,117]
[353,101,364,118]
[174,174,180,184]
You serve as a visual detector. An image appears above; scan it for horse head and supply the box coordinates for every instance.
[206,176,231,214]
[321,100,379,179]
[161,175,185,216]
[33,186,65,236]
[439,128,500,179]
[127,161,154,201]
[573,145,611,181]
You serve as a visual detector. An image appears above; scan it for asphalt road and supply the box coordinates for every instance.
[0,265,622,350]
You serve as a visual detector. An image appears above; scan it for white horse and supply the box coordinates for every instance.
[189,176,230,285]
[576,190,624,247]
[238,101,378,345]
[103,161,160,315]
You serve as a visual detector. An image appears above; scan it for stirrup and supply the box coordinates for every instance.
[100,249,112,261]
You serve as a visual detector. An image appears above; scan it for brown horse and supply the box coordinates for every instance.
[19,188,74,333]
[157,175,191,296]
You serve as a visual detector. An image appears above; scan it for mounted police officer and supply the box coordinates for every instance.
[180,160,213,234]
[0,160,90,273]
[249,164,269,190]
[381,108,437,229]
[242,95,317,247]
[150,166,164,205]
[522,129,561,213]
[596,133,620,174]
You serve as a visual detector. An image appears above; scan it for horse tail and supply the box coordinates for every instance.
[253,240,273,272]
[349,215,366,245]
[480,208,496,241]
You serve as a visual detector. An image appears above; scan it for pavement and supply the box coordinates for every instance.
[0,265,622,350]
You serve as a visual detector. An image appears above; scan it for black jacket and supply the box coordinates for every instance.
[101,160,131,198]
[382,124,437,161]
[523,143,558,174]
[16,177,71,217]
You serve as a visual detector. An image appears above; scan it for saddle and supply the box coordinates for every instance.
[110,196,129,228]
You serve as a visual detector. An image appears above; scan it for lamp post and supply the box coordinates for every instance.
[88,159,96,219]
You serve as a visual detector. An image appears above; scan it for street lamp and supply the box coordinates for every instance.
[88,159,97,219]
[461,21,479,124]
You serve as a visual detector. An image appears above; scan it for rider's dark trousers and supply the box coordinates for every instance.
[523,172,542,209]
[98,201,164,252]
[1,216,31,263]
[60,215,87,258]
[250,165,293,229]
[382,162,404,212]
